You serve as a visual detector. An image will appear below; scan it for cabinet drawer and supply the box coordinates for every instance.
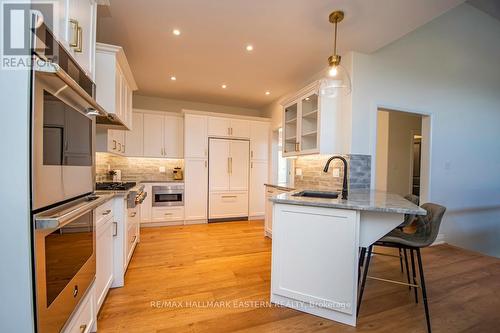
[151,206,185,221]
[209,192,248,219]
[62,285,95,333]
[96,199,113,225]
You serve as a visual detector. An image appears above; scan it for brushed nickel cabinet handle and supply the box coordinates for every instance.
[118,142,122,152]
[164,213,173,216]
[79,324,87,333]
[251,150,253,158]
[130,212,137,217]
[227,157,230,174]
[221,195,237,198]
[231,127,233,135]
[113,140,117,150]
[131,235,137,243]
[113,222,117,236]
[122,144,126,154]
[227,127,231,135]
[204,160,207,168]
[102,209,111,215]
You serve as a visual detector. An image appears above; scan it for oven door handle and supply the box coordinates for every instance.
[35,195,112,229]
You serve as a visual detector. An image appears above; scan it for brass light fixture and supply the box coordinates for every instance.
[328,10,344,77]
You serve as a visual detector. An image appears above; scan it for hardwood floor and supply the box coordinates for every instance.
[97,221,500,332]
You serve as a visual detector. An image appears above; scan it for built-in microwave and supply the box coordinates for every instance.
[152,184,184,207]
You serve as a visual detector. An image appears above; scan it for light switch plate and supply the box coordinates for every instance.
[159,166,166,173]
[332,168,340,177]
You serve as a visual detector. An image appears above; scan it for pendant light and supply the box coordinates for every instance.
[322,10,351,96]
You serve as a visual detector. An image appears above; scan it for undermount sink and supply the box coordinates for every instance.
[292,190,339,199]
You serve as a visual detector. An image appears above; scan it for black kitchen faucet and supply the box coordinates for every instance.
[323,155,348,200]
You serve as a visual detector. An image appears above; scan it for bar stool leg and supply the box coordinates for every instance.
[416,248,432,333]
[399,247,404,272]
[410,248,418,304]
[357,245,373,317]
[403,248,411,290]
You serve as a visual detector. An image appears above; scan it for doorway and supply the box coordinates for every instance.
[375,109,428,199]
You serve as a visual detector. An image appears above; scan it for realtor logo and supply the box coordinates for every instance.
[1,1,54,69]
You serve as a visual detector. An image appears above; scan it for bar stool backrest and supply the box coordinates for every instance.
[415,203,447,247]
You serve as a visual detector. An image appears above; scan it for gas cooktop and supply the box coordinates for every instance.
[95,182,137,191]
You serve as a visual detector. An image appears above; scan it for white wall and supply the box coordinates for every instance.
[0,65,35,332]
[375,111,389,191]
[351,4,500,256]
[134,94,265,117]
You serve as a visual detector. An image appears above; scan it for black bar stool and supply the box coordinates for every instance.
[357,203,446,333]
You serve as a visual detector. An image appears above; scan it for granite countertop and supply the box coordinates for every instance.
[271,190,426,215]
[140,180,184,183]
[265,183,295,191]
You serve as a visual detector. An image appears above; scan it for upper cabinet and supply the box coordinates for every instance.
[208,116,250,138]
[184,114,208,159]
[95,43,138,130]
[51,0,97,78]
[282,79,347,157]
[250,121,270,161]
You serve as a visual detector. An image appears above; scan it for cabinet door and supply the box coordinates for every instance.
[66,0,96,76]
[125,113,143,156]
[115,130,125,155]
[143,113,164,157]
[230,119,250,138]
[164,115,183,158]
[229,140,250,191]
[249,160,268,217]
[120,74,128,128]
[114,65,122,119]
[184,114,208,158]
[283,102,298,156]
[96,218,113,311]
[185,159,208,221]
[250,121,270,160]
[299,92,319,153]
[208,116,231,137]
[264,188,274,235]
[209,139,230,192]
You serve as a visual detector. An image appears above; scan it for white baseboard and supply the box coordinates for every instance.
[141,221,183,227]
[249,215,265,220]
[184,219,208,225]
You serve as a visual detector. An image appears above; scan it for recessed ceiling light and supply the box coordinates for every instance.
[265,91,270,95]
[170,76,176,81]
[246,44,254,51]
[221,84,227,89]
[172,29,181,36]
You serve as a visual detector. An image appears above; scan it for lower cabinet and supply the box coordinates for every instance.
[62,283,96,333]
[185,159,208,222]
[151,206,184,224]
[264,186,293,237]
[249,160,268,218]
[209,192,248,219]
[96,213,114,312]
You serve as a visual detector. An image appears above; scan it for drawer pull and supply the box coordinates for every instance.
[130,212,137,217]
[113,222,117,236]
[131,235,137,243]
[164,213,174,216]
[102,209,111,215]
[80,324,87,333]
[221,195,237,198]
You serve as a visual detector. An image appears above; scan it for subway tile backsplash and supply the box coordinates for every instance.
[294,154,371,191]
[96,153,183,182]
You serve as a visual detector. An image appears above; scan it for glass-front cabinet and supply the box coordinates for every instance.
[281,79,346,157]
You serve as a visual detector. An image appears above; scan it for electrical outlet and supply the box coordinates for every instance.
[331,168,340,178]
[159,166,166,173]
[295,168,302,176]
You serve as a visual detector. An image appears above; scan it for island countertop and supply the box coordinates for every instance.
[270,190,426,215]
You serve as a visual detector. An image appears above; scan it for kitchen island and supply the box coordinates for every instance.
[269,190,426,326]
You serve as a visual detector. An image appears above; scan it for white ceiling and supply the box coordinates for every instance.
[97,0,465,109]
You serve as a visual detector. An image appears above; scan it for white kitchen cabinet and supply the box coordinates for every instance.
[164,115,184,158]
[209,192,249,219]
[184,159,208,222]
[66,0,97,78]
[95,43,137,130]
[249,160,268,218]
[184,114,208,158]
[208,116,250,138]
[151,206,184,224]
[95,201,114,312]
[282,79,346,157]
[125,113,144,156]
[143,113,164,157]
[250,121,270,160]
[141,112,184,158]
[140,183,152,222]
[264,185,293,237]
[208,139,249,219]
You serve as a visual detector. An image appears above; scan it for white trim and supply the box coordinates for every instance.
[133,108,183,117]
[182,109,271,122]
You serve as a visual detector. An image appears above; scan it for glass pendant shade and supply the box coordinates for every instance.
[321,64,351,97]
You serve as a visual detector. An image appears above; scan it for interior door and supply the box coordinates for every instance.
[229,140,250,191]
[209,139,230,192]
[143,113,164,157]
